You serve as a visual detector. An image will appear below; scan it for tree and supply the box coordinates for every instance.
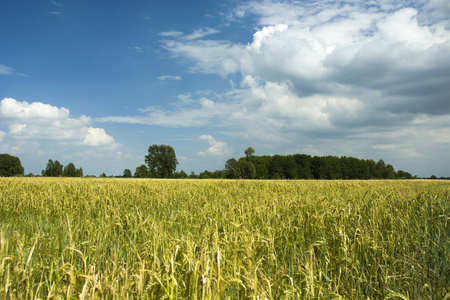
[0,154,24,177]
[99,172,107,178]
[233,159,256,179]
[42,159,63,177]
[63,163,77,177]
[134,165,149,178]
[76,167,83,177]
[225,158,237,178]
[173,170,188,178]
[145,144,178,178]
[244,147,255,159]
[397,170,413,179]
[123,169,132,178]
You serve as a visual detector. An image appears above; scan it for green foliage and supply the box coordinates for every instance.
[75,167,83,177]
[397,170,413,179]
[63,163,77,177]
[41,159,63,177]
[145,144,178,178]
[0,179,448,298]
[225,153,406,180]
[244,146,255,158]
[42,160,83,177]
[233,159,256,179]
[134,164,149,178]
[173,170,188,178]
[0,153,24,177]
[122,169,132,178]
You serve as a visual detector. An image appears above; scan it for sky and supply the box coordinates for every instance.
[1,0,449,177]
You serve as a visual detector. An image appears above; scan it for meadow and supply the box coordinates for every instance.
[0,178,449,299]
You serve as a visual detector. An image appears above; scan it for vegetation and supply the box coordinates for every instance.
[1,178,449,299]
[219,152,405,180]
[0,153,24,177]
[41,159,83,177]
[145,144,178,178]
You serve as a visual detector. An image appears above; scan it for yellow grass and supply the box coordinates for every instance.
[0,178,449,299]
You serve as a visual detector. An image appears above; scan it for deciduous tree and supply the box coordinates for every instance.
[145,144,178,178]
[0,154,24,177]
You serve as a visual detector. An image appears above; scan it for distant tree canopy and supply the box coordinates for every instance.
[201,148,406,180]
[42,159,83,177]
[145,144,178,178]
[42,159,63,177]
[244,147,255,159]
[134,165,149,178]
[123,169,132,178]
[224,154,400,180]
[0,154,24,177]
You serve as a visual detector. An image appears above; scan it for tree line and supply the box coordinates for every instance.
[41,159,84,177]
[0,147,437,179]
[221,151,410,180]
[128,145,415,180]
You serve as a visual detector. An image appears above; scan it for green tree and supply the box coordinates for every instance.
[145,144,178,178]
[234,159,256,179]
[397,170,413,179]
[225,158,237,178]
[134,165,149,178]
[173,170,188,178]
[76,167,83,177]
[123,169,132,178]
[42,159,63,177]
[244,147,255,159]
[0,154,24,177]
[63,163,77,177]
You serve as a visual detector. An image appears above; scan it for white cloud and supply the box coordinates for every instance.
[426,0,450,18]
[83,127,116,147]
[162,39,244,77]
[100,0,450,176]
[0,130,5,142]
[48,11,63,16]
[0,64,24,76]
[197,135,233,156]
[0,98,117,147]
[184,28,220,40]
[157,75,182,81]
[50,1,62,7]
[159,30,183,37]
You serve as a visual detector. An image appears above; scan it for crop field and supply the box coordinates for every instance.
[0,178,449,299]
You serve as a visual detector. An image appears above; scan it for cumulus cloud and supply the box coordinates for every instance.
[197,135,233,156]
[83,127,115,147]
[100,0,450,175]
[0,98,117,147]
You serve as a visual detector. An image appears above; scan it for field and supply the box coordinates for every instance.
[0,178,449,299]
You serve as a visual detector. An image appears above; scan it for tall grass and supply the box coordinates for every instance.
[0,178,449,299]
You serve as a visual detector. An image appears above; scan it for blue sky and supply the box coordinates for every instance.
[1,0,449,177]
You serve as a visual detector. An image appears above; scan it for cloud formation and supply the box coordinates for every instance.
[98,0,450,175]
[157,75,182,81]
[197,135,233,156]
[0,64,24,76]
[0,98,117,148]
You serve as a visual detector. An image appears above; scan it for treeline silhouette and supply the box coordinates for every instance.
[197,154,414,180]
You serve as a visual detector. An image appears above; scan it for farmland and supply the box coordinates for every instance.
[0,178,449,299]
